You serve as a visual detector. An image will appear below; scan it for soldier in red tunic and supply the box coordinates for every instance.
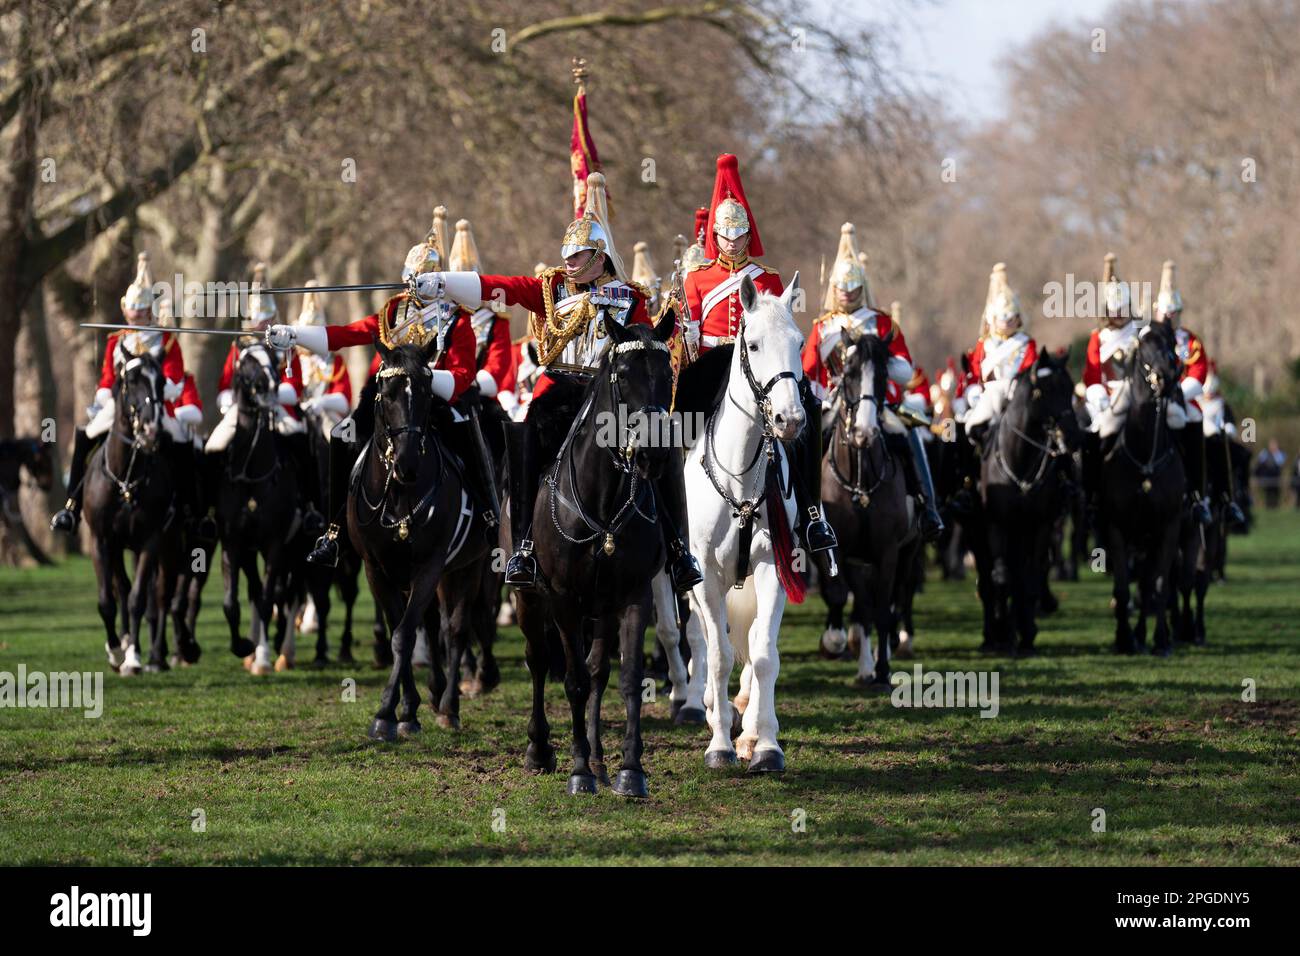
[267,222,494,567]
[409,173,703,594]
[1153,260,1245,526]
[52,253,189,533]
[682,155,838,562]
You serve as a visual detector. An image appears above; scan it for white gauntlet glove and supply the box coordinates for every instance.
[684,320,701,349]
[265,325,297,350]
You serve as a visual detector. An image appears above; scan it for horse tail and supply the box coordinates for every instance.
[725,578,757,667]
[765,471,807,604]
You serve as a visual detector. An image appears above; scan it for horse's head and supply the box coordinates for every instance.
[736,271,805,442]
[22,438,53,491]
[234,345,279,412]
[1019,347,1082,450]
[115,354,164,453]
[374,338,437,485]
[837,325,892,447]
[601,306,676,478]
[1134,321,1181,401]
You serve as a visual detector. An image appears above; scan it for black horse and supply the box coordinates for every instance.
[819,328,916,687]
[0,437,54,565]
[1098,322,1186,656]
[83,353,197,673]
[973,349,1081,655]
[211,346,296,671]
[515,311,676,798]
[352,340,493,738]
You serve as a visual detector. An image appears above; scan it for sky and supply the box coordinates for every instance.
[863,0,1126,121]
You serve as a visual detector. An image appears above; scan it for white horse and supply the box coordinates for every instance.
[685,273,806,773]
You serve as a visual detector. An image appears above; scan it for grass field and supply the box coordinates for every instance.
[1,511,1297,866]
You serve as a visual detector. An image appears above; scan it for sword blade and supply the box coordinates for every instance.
[80,323,252,336]
[259,282,406,296]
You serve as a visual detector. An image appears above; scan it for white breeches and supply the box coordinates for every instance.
[205,404,303,453]
[85,400,116,439]
[1088,380,1187,437]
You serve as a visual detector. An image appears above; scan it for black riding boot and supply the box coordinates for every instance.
[1181,426,1212,526]
[654,456,703,595]
[451,416,500,542]
[51,428,100,534]
[792,381,838,560]
[504,420,540,588]
[906,425,945,542]
[307,419,359,567]
[1210,433,1248,528]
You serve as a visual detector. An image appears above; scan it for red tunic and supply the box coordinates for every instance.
[472,308,514,389]
[99,329,185,391]
[684,257,783,350]
[1082,323,1142,391]
[328,297,476,402]
[1174,326,1208,386]
[801,310,912,404]
[179,372,202,411]
[906,366,932,411]
[968,334,1038,385]
[477,271,652,402]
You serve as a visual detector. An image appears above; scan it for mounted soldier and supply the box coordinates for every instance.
[284,281,352,434]
[802,224,944,541]
[1082,251,1211,525]
[266,213,497,568]
[497,263,547,422]
[683,153,840,563]
[448,218,515,404]
[52,253,189,534]
[407,172,702,595]
[963,262,1039,432]
[1153,260,1246,527]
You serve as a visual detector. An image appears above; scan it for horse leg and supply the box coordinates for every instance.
[743,561,787,773]
[552,602,596,795]
[122,546,157,676]
[241,552,273,674]
[436,587,469,730]
[1018,525,1046,655]
[1107,524,1135,654]
[1150,522,1179,657]
[652,571,692,721]
[613,593,651,797]
[585,617,613,787]
[518,593,556,773]
[472,579,501,694]
[819,553,850,659]
[93,538,123,671]
[147,548,178,672]
[848,564,876,683]
[871,549,898,687]
[987,518,1014,652]
[694,576,736,767]
[337,563,358,665]
[364,566,413,741]
[222,547,252,658]
[312,569,332,666]
[372,602,392,670]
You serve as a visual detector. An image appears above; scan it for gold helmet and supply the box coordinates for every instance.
[559,172,626,281]
[295,280,325,327]
[246,262,277,326]
[448,219,483,273]
[121,252,155,315]
[713,197,749,241]
[823,223,872,313]
[1101,252,1131,324]
[1154,259,1183,323]
[982,262,1025,338]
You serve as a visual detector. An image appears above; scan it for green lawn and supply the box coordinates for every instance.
[1,511,1297,866]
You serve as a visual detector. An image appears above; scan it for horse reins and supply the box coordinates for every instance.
[828,341,893,508]
[357,364,443,541]
[102,365,162,505]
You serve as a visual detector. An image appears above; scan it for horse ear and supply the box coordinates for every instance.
[779,272,800,312]
[739,273,759,314]
[605,316,632,347]
[421,334,440,366]
[376,337,395,367]
[653,305,676,344]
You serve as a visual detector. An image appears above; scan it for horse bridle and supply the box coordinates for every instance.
[359,363,442,541]
[103,362,162,503]
[1106,340,1180,483]
[991,374,1071,495]
[828,339,893,507]
[226,352,282,486]
[548,340,669,555]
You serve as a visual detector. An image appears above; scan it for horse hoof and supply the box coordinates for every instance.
[179,641,201,665]
[397,720,422,737]
[1154,645,1173,658]
[249,661,271,676]
[242,654,254,671]
[567,773,598,796]
[747,749,786,774]
[591,761,612,788]
[311,656,329,669]
[144,662,167,674]
[459,679,481,699]
[524,746,557,774]
[274,654,292,672]
[119,665,141,677]
[704,749,737,770]
[435,713,461,730]
[368,718,398,742]
[231,638,256,659]
[613,769,649,798]
[674,706,707,727]
[669,699,684,720]
[1016,644,1038,658]
[820,627,848,658]
[896,632,914,659]
[338,650,355,665]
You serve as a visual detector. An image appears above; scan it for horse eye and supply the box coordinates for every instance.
[748,344,758,353]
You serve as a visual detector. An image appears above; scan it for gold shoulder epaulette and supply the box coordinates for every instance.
[627,280,653,301]
[686,260,712,274]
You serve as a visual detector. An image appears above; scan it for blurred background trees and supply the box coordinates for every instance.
[2,0,1298,559]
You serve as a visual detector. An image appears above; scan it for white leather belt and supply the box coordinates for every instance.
[701,334,735,348]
